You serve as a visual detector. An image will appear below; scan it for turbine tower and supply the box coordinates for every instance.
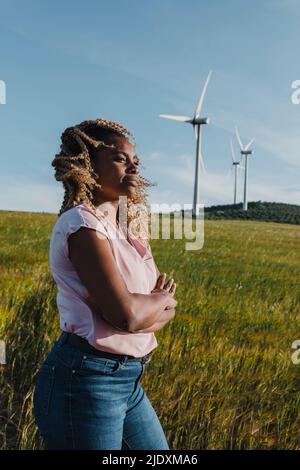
[235,127,254,211]
[229,137,244,205]
[159,71,212,218]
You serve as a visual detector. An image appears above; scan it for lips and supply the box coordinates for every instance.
[123,176,139,186]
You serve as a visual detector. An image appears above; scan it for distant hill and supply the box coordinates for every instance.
[203,201,300,225]
[168,201,300,225]
[1,201,299,226]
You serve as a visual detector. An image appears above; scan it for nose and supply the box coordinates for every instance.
[126,160,139,174]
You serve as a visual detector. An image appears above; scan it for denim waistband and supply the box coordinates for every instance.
[56,331,153,364]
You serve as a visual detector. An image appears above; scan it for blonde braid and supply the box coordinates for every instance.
[51,118,156,244]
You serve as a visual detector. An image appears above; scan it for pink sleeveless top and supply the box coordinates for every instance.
[49,203,159,357]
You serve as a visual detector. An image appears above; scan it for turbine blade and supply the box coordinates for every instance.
[238,165,245,171]
[159,114,191,122]
[244,138,255,151]
[235,126,243,150]
[230,137,236,163]
[198,128,207,175]
[194,70,212,119]
[194,124,199,141]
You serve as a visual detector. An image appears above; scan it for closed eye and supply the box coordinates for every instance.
[114,152,140,166]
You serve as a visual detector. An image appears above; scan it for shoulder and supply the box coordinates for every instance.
[57,204,107,233]
[52,204,109,258]
[50,204,109,259]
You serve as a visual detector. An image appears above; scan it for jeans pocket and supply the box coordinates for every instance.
[76,355,123,376]
[33,364,56,418]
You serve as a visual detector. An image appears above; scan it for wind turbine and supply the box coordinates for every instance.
[235,127,254,211]
[229,137,244,205]
[159,71,212,217]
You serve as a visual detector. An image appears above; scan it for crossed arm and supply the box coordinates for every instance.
[68,227,177,334]
[87,271,177,333]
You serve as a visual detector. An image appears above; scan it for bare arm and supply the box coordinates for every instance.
[134,307,176,333]
[68,227,176,333]
[135,273,178,333]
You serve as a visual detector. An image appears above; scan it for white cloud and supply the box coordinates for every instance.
[147,151,300,208]
[0,178,63,213]
[215,98,300,169]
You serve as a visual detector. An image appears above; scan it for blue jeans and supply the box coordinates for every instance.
[33,335,170,450]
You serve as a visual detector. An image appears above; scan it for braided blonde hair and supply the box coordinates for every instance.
[52,118,156,245]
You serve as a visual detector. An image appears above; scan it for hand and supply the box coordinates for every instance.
[151,272,177,297]
[151,272,177,310]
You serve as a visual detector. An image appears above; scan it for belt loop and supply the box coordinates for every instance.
[120,355,128,365]
[141,353,152,364]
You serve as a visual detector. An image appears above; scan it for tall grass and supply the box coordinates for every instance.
[0,211,299,449]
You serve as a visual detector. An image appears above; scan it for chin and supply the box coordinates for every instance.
[123,187,136,196]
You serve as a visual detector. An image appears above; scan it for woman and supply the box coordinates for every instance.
[33,118,177,450]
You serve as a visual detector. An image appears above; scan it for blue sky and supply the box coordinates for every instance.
[0,0,299,213]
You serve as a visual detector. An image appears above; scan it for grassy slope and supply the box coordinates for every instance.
[0,211,299,449]
[204,201,300,225]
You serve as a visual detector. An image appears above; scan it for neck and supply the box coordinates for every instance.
[91,194,119,228]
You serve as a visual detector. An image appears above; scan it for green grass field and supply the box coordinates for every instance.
[0,210,299,449]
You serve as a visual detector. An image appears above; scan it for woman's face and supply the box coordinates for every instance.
[90,135,140,200]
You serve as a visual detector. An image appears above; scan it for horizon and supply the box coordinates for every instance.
[1,200,299,217]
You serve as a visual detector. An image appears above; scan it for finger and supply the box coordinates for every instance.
[154,274,160,289]
[154,273,162,289]
[157,272,166,290]
[170,283,176,294]
[164,278,174,291]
